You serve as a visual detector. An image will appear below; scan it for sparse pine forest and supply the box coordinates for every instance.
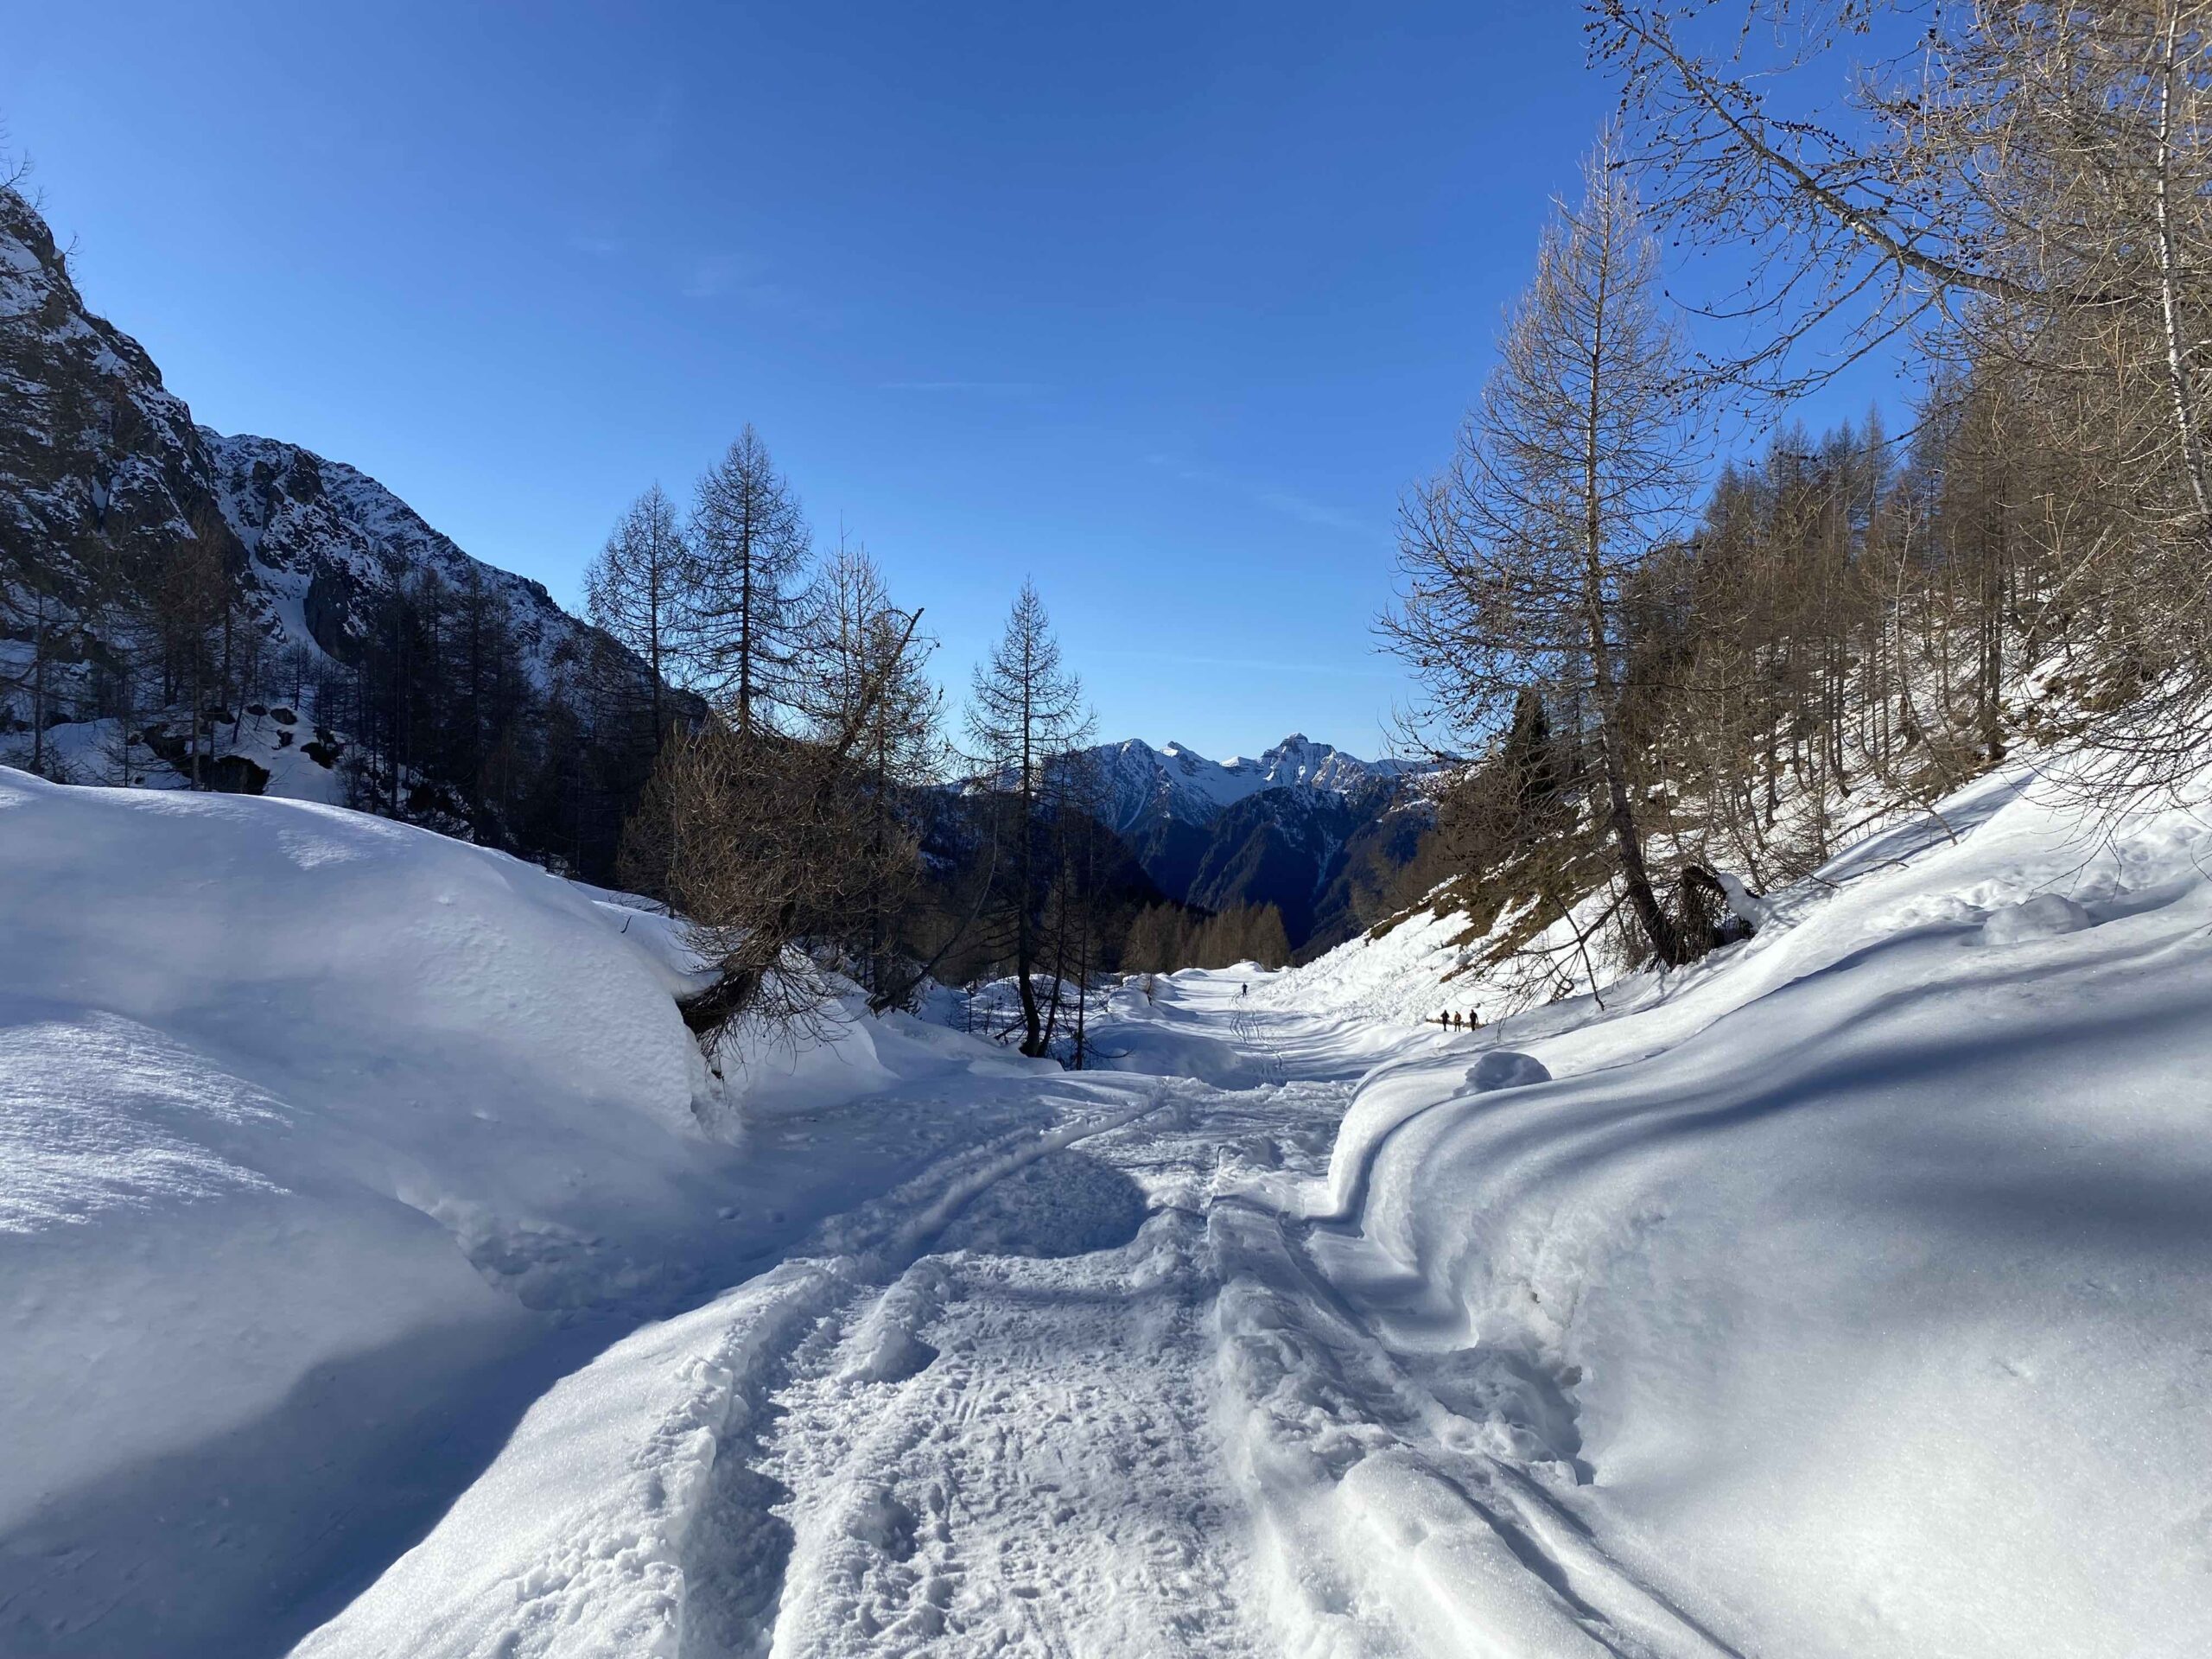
[1373,6,2212,1007]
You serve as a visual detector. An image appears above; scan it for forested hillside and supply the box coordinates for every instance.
[1379,35,2212,1001]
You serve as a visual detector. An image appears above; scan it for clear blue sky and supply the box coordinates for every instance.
[3,2,1895,760]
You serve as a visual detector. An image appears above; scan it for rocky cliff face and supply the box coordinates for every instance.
[0,185,662,868]
[0,188,221,614]
[200,429,601,694]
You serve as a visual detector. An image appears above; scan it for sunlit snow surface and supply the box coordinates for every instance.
[3,760,2211,1657]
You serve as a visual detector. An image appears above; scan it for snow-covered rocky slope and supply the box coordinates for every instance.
[1088,734,1412,836]
[0,186,666,804]
[0,767,1047,1656]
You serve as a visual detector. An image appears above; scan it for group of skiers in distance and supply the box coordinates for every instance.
[1433,1009,1482,1030]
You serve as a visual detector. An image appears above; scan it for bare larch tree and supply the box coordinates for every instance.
[1593,0,2212,799]
[585,481,692,740]
[1384,138,1702,964]
[687,425,810,738]
[788,543,945,1009]
[966,579,1093,1056]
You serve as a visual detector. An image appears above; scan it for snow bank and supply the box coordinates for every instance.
[0,769,1034,1656]
[290,1081,1167,1659]
[0,767,707,1482]
[1230,763,2212,1657]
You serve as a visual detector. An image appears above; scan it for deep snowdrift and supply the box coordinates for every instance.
[0,769,1041,1656]
[1222,763,2212,1657]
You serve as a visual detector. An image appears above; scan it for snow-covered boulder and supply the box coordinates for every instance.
[1465,1048,1549,1091]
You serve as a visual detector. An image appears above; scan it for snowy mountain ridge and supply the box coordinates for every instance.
[1081,733,1433,950]
[1087,732,1411,836]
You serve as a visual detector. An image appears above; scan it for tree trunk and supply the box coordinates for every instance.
[1014,730,1044,1057]
[1579,274,1681,969]
[29,594,48,777]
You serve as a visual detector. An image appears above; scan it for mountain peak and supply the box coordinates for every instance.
[1084,732,1414,841]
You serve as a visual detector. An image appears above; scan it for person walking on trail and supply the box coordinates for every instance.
[1241,982,1248,998]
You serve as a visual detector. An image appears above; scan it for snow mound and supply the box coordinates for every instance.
[1465,1048,1550,1091]
[0,768,1033,1656]
[1979,890,2092,944]
[1233,760,2212,1658]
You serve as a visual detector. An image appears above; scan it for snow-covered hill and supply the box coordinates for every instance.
[0,767,1047,1655]
[1219,755,2212,1656]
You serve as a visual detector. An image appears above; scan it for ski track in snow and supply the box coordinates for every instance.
[294,971,1754,1659]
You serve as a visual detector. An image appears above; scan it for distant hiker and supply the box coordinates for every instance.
[1241,982,1249,998]
[1468,1008,1481,1029]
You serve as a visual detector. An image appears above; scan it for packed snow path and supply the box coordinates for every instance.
[299,973,1376,1658]
[301,973,1742,1659]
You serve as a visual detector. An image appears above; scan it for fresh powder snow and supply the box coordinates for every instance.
[4,757,2212,1657]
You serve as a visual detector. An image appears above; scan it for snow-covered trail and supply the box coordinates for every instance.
[302,969,1738,1659]
[289,975,1356,1657]
[703,980,1366,1658]
[736,977,1745,1659]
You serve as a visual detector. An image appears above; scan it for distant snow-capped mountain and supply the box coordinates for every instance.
[1081,734,1433,951]
[1086,734,1411,837]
